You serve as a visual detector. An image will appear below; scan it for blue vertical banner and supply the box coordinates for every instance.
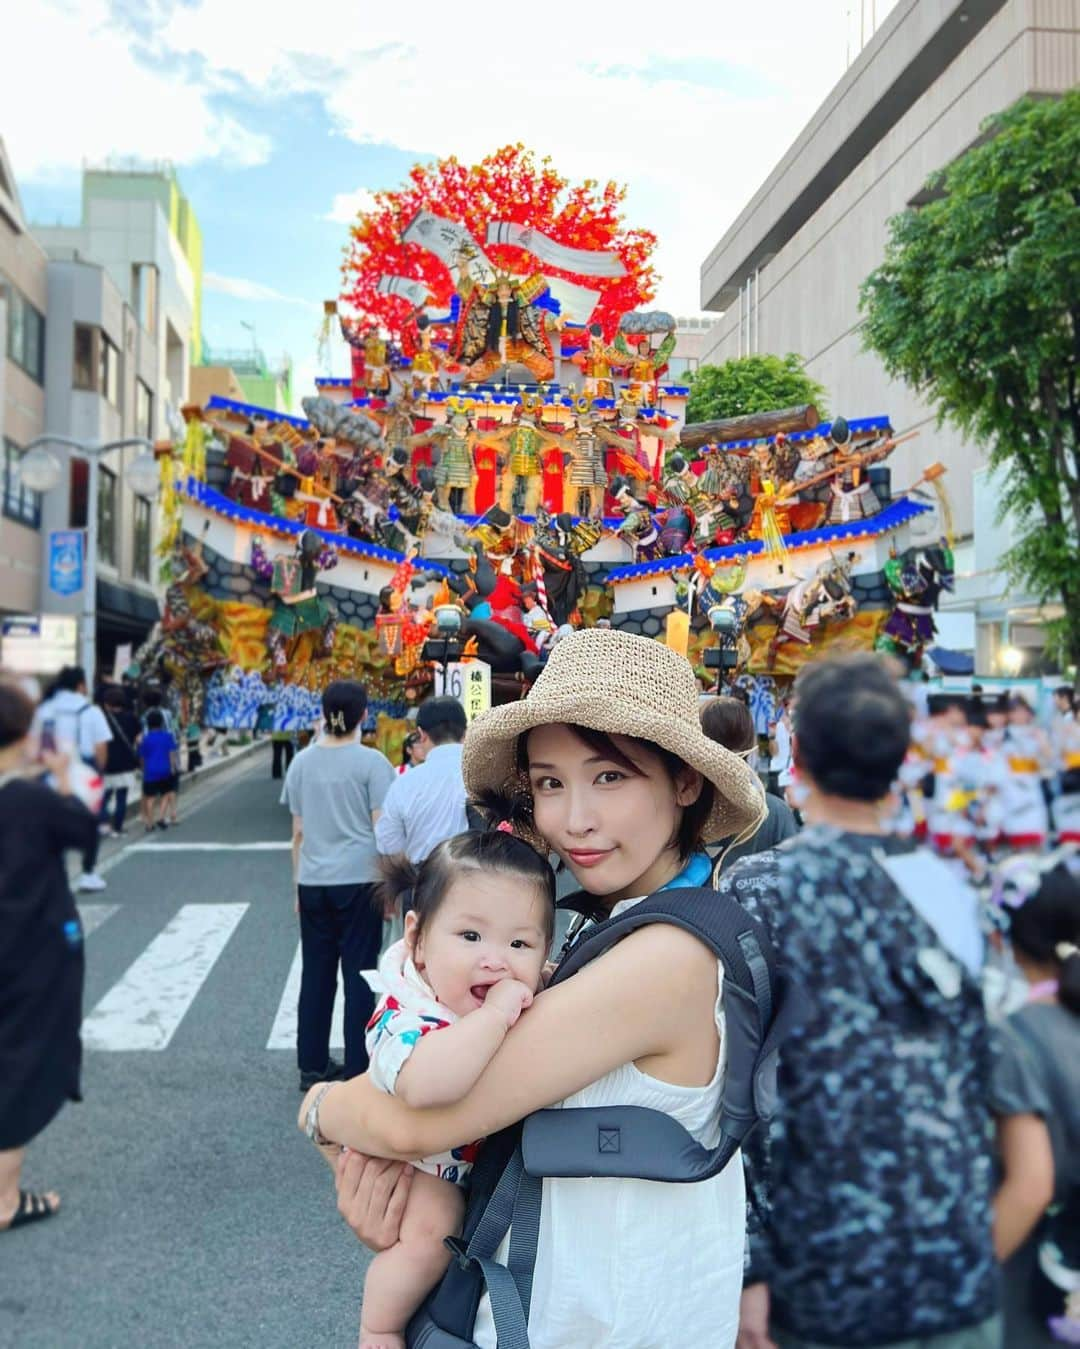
[49,529,84,596]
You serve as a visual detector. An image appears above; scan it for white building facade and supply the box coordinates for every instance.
[698,0,1079,674]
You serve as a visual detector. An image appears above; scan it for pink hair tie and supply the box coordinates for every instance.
[496,820,515,834]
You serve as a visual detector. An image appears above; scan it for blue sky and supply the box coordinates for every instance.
[5,0,898,413]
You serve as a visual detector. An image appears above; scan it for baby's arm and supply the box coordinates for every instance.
[394,980,533,1109]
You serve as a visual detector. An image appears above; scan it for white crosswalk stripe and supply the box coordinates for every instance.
[83,903,249,1051]
[267,940,346,1052]
[78,903,119,936]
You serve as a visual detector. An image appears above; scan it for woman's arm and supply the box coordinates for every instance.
[313,923,718,1158]
[993,1112,1055,1261]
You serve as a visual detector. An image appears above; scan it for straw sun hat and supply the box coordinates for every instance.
[462,628,766,843]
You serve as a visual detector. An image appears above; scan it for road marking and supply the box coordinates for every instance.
[83,903,249,1051]
[78,903,119,936]
[121,842,291,853]
[266,941,345,1052]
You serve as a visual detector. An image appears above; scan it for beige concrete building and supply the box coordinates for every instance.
[699,0,1079,671]
[0,137,48,618]
[190,363,247,407]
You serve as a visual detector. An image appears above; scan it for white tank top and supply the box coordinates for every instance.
[473,896,746,1349]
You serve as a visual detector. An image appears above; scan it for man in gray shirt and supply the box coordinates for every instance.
[282,681,394,1090]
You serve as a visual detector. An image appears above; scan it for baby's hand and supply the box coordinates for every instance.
[483,978,534,1029]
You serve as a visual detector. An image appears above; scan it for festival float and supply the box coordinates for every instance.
[144,147,955,749]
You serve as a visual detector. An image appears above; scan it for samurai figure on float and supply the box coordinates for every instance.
[453,268,563,384]
[875,541,955,671]
[562,394,610,520]
[485,393,564,516]
[252,529,339,674]
[429,398,478,515]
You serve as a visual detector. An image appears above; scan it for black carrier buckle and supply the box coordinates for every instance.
[442,1235,473,1271]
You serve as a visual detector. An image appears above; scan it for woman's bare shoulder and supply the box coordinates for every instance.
[593,922,719,994]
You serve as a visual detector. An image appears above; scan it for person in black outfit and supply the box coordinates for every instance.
[271,731,296,780]
[99,686,141,835]
[0,675,97,1232]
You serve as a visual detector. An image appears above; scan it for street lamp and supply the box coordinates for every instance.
[21,434,159,683]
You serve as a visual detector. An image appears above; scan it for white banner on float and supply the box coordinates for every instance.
[402,211,490,279]
[540,276,601,323]
[376,274,431,306]
[485,222,626,278]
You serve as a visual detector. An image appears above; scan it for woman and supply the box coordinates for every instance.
[990,855,1080,1347]
[395,732,422,776]
[701,695,798,870]
[300,630,766,1348]
[0,675,97,1231]
[282,680,395,1092]
[99,686,140,836]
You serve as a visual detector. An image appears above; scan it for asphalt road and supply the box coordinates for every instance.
[3,749,375,1349]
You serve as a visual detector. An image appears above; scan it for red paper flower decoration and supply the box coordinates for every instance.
[340,144,658,354]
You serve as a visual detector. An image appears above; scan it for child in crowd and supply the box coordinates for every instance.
[138,710,178,832]
[347,828,556,1349]
[989,850,1080,1347]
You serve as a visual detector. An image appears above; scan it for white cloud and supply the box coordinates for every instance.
[156,0,901,309]
[205,272,319,310]
[324,188,378,224]
[4,0,903,313]
[0,0,270,181]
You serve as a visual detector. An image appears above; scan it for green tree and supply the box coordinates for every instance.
[684,353,827,424]
[860,92,1080,678]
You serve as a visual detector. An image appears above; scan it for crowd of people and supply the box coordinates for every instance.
[2,637,1078,1349]
[285,638,1078,1349]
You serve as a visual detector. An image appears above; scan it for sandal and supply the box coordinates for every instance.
[1,1189,60,1232]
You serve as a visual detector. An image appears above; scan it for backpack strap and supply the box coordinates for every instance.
[523,888,802,1184]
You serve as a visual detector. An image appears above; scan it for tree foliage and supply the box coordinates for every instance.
[684,353,827,424]
[860,92,1080,676]
[340,144,658,352]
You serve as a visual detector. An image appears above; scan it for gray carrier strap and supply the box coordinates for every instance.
[446,1144,541,1348]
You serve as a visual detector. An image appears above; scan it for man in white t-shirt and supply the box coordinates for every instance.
[35,666,112,891]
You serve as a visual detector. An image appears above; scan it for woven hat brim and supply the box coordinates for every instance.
[462,692,766,844]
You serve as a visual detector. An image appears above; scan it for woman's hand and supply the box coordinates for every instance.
[334,1148,412,1251]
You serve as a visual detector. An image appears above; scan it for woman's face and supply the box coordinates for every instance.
[525,724,702,906]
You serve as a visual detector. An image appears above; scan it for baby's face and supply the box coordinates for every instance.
[408,872,549,1018]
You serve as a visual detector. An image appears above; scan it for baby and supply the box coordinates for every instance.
[358,828,556,1349]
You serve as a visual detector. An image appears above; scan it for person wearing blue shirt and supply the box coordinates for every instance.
[138,710,178,832]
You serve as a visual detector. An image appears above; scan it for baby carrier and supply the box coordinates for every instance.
[406,885,805,1349]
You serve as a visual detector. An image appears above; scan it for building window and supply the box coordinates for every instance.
[97,465,117,566]
[136,378,154,440]
[666,356,699,381]
[133,495,152,581]
[5,287,45,384]
[73,324,96,390]
[2,438,42,529]
[99,334,120,407]
[132,263,158,332]
[69,457,89,528]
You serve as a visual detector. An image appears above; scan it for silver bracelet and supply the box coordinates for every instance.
[304,1081,338,1146]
